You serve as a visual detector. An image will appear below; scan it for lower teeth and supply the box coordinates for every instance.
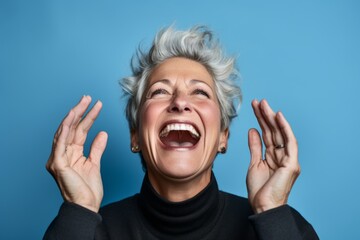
[167,141,194,147]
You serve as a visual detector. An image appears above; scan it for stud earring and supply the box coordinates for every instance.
[131,145,139,152]
[220,147,226,154]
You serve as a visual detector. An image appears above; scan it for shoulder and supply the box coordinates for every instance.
[220,191,253,212]
[98,194,143,236]
[98,194,149,238]
[214,191,257,238]
[99,194,139,221]
[219,191,254,220]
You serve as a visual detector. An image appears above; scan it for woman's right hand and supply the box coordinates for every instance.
[46,96,108,212]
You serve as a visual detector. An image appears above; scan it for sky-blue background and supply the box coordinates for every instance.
[1,0,359,239]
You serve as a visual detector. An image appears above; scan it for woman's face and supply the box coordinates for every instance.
[132,57,228,183]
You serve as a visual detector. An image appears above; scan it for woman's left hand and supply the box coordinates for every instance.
[246,99,300,214]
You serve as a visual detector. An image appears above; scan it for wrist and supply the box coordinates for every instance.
[71,197,101,213]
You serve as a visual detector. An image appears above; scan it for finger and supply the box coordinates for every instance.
[52,110,75,158]
[53,110,75,152]
[66,96,92,145]
[259,99,284,148]
[248,128,263,167]
[73,100,103,146]
[88,131,108,166]
[251,99,273,148]
[276,112,298,157]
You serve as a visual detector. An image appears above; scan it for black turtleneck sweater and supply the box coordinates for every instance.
[44,174,318,239]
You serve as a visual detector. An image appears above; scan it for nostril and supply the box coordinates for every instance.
[167,95,192,113]
[168,105,191,113]
[169,105,180,112]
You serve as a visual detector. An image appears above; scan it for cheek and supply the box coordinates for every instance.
[197,102,222,128]
[139,101,165,131]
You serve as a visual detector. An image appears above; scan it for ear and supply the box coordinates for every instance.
[218,128,229,152]
[130,129,140,152]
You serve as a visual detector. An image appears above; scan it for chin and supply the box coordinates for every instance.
[153,158,210,181]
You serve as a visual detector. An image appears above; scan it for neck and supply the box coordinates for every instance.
[138,171,221,236]
[147,169,212,202]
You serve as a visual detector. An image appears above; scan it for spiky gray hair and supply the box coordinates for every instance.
[120,26,242,131]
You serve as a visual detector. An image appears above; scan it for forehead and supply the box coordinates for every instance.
[148,57,214,87]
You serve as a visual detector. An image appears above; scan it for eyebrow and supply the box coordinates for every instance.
[149,79,212,88]
[149,79,172,86]
[188,79,210,86]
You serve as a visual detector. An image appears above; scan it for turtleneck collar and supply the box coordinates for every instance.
[137,173,223,238]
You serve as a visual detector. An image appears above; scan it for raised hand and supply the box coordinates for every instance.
[46,96,108,212]
[246,99,300,214]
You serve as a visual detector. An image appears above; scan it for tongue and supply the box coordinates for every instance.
[160,130,198,148]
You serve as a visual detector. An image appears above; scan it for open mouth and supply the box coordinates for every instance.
[159,123,200,148]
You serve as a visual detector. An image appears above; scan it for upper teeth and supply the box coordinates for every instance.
[159,123,200,138]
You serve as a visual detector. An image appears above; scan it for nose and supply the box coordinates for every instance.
[167,92,192,113]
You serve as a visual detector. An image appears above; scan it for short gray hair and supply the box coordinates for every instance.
[120,26,242,131]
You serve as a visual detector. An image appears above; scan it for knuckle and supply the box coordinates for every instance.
[45,162,50,171]
[45,156,61,174]
[54,130,59,138]
[270,123,277,132]
[45,162,54,173]
[51,143,58,153]
[54,125,63,138]
[290,164,301,175]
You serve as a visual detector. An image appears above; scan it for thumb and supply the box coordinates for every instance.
[248,128,262,166]
[89,131,108,166]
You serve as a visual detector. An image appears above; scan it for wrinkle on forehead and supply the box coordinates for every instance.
[147,57,214,84]
[147,78,214,90]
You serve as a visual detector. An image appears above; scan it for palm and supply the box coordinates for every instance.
[59,145,103,207]
[47,96,108,212]
[246,100,300,214]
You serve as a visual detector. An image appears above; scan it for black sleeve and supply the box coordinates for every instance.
[43,202,108,240]
[248,205,319,240]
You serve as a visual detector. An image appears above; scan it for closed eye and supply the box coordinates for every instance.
[150,88,170,98]
[192,88,210,98]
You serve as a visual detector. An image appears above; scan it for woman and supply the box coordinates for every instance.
[44,26,318,239]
